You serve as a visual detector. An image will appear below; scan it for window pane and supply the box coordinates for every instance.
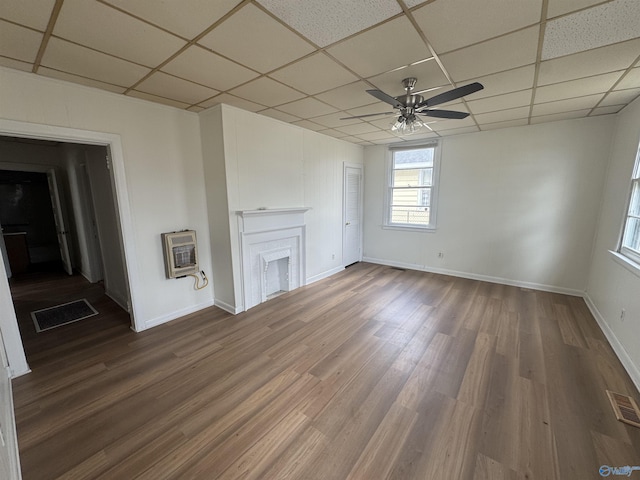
[623,216,640,252]
[392,187,430,207]
[393,148,434,169]
[392,168,432,187]
[629,181,640,217]
[391,206,430,226]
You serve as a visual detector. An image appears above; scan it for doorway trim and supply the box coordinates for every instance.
[0,119,142,334]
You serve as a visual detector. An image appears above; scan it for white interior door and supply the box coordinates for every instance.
[0,328,22,480]
[343,164,363,267]
[47,169,73,275]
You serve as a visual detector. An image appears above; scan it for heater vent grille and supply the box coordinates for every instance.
[607,390,640,428]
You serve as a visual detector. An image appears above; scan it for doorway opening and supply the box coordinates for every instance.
[0,134,134,370]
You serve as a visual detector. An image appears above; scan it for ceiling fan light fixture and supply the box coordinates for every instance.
[391,114,426,135]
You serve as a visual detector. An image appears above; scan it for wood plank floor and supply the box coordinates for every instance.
[10,263,640,479]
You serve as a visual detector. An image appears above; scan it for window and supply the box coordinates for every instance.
[620,142,640,264]
[385,143,439,230]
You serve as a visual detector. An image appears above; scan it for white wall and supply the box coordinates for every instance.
[200,105,364,313]
[586,97,640,390]
[363,116,615,294]
[0,67,214,350]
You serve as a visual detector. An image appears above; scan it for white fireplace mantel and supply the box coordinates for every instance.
[236,208,309,311]
[237,207,310,234]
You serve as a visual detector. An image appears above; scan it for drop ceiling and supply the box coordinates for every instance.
[1,0,639,145]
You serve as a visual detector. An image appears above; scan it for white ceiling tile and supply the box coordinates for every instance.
[616,67,640,90]
[590,105,625,115]
[538,38,640,85]
[269,52,359,95]
[530,109,592,124]
[534,71,623,103]
[367,58,449,97]
[0,0,56,30]
[102,0,240,39]
[41,37,151,86]
[136,71,219,105]
[412,0,542,54]
[468,65,536,99]
[429,116,477,131]
[547,0,608,18]
[257,0,402,47]
[326,16,430,78]
[395,130,439,141]
[404,0,431,7]
[39,67,127,94]
[198,4,315,74]
[346,102,397,118]
[475,106,531,124]
[0,20,42,63]
[258,109,301,123]
[310,111,363,128]
[441,27,539,81]
[199,93,265,112]
[358,130,398,142]
[229,77,306,107]
[127,90,191,109]
[480,119,530,130]
[187,105,205,112]
[437,126,480,136]
[467,90,533,114]
[370,136,406,145]
[0,56,32,72]
[291,119,326,131]
[315,81,382,110]
[54,0,186,67]
[599,88,640,106]
[339,136,368,143]
[532,94,603,115]
[277,97,338,118]
[162,45,258,91]
[319,128,350,138]
[542,0,640,60]
[335,122,381,136]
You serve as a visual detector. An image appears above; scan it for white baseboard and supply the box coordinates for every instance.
[306,266,345,285]
[362,257,584,297]
[583,294,640,393]
[215,298,243,315]
[144,299,216,329]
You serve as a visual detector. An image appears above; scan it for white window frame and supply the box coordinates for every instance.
[384,141,441,232]
[619,140,640,266]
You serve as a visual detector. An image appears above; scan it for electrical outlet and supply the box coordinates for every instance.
[621,309,626,321]
[331,253,335,260]
[437,252,444,259]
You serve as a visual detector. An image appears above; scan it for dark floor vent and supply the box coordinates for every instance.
[607,390,640,428]
[390,267,406,272]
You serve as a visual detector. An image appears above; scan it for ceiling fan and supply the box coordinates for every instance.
[342,77,484,134]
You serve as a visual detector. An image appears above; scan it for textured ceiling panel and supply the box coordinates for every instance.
[198,4,314,74]
[412,0,543,54]
[0,0,639,145]
[542,0,640,60]
[257,0,401,47]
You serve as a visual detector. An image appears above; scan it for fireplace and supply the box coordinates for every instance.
[237,208,309,311]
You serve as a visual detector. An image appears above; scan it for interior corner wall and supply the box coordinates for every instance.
[0,67,214,333]
[199,104,364,313]
[199,106,234,313]
[585,97,640,390]
[363,116,615,294]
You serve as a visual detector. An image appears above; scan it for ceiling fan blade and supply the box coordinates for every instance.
[418,82,484,109]
[366,89,404,109]
[340,111,395,120]
[419,109,470,119]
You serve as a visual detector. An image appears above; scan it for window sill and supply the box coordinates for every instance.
[609,250,640,279]
[383,224,436,233]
